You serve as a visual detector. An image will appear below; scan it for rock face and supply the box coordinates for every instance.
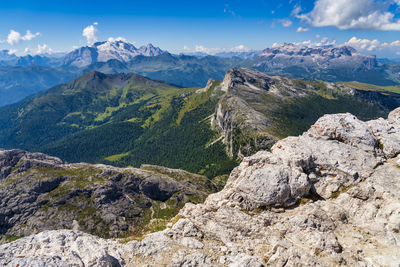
[2,108,400,266]
[0,151,217,242]
[212,68,400,159]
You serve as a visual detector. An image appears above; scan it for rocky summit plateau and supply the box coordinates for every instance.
[1,106,400,266]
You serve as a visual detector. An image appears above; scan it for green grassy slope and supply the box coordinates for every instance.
[0,71,237,178]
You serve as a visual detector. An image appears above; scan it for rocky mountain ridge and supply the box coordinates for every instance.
[258,43,376,69]
[0,149,217,243]
[1,107,399,266]
[251,43,382,83]
[1,42,399,107]
[212,68,400,159]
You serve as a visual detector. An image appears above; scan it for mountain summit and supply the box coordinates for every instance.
[63,40,164,67]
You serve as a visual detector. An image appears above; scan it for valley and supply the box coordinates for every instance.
[0,37,400,266]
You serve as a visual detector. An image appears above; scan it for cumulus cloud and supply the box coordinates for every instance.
[194,45,221,54]
[82,23,98,45]
[296,27,309,32]
[298,0,400,31]
[345,36,400,51]
[24,44,54,55]
[7,30,40,45]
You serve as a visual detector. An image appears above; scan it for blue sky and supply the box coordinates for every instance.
[1,0,400,57]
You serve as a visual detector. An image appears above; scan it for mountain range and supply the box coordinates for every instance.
[1,68,399,176]
[1,40,399,107]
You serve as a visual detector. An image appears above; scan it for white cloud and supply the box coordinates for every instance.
[390,40,400,46]
[37,44,54,54]
[183,45,251,55]
[345,36,400,52]
[230,45,250,52]
[296,27,309,32]
[82,23,98,45]
[298,0,400,31]
[291,37,336,47]
[278,19,292,27]
[345,37,380,51]
[107,36,129,43]
[24,44,54,55]
[194,45,220,54]
[7,49,17,55]
[7,30,40,45]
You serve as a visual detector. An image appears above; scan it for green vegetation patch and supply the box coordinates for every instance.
[340,81,400,95]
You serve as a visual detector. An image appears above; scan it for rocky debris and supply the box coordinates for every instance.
[1,108,400,266]
[212,68,400,159]
[0,152,217,242]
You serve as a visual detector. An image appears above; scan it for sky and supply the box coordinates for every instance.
[0,0,400,58]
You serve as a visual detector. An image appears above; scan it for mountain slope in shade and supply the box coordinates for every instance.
[0,50,18,62]
[0,65,76,107]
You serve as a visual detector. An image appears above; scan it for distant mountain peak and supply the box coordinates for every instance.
[63,40,165,67]
[263,43,362,58]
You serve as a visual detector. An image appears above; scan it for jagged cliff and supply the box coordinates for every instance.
[212,68,400,159]
[0,150,217,242]
[1,107,400,266]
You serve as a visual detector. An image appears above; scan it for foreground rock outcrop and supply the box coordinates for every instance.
[1,108,400,266]
[0,151,217,242]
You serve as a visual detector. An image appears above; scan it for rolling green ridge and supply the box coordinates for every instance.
[0,71,237,178]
